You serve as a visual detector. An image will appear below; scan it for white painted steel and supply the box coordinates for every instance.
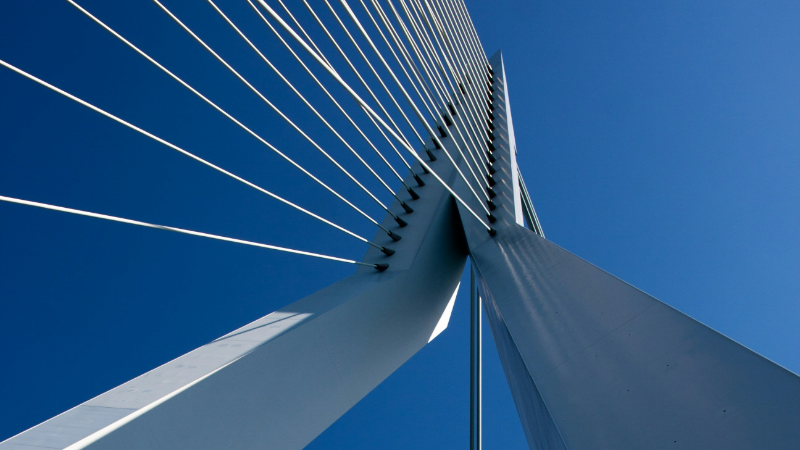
[455,50,800,450]
[0,143,468,449]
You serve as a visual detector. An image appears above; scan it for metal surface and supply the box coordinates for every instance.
[469,266,483,450]
[0,146,468,449]
[456,50,800,450]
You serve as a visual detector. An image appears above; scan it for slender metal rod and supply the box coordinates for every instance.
[470,264,483,450]
[478,282,483,450]
[518,169,545,238]
[470,264,476,450]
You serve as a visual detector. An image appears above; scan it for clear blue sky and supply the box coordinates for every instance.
[0,0,797,448]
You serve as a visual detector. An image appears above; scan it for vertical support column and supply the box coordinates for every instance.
[478,283,483,450]
[470,264,482,450]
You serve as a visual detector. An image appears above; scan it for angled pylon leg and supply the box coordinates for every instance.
[471,226,800,449]
[454,50,800,450]
[0,158,469,450]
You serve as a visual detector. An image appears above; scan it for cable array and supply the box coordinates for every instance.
[1,0,501,269]
[0,195,387,270]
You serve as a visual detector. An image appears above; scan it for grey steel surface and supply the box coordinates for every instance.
[1,138,469,449]
[455,50,800,450]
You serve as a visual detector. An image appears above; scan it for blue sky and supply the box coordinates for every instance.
[0,0,798,448]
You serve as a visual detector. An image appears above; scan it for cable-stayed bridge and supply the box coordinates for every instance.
[0,1,798,449]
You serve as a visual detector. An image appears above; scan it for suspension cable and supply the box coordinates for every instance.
[0,58,398,251]
[337,0,493,215]
[0,195,388,270]
[370,0,480,174]
[451,0,491,68]
[247,1,414,179]
[255,0,494,233]
[152,0,409,227]
[426,0,494,147]
[372,0,442,120]
[366,0,494,203]
[371,0,491,188]
[428,0,491,124]
[391,0,489,173]
[380,0,490,182]
[415,0,495,179]
[274,0,334,70]
[406,0,492,156]
[440,0,495,123]
[66,0,401,241]
[433,0,492,117]
[207,0,416,213]
[321,0,428,148]
[232,5,418,196]
[299,0,417,150]
[358,0,442,135]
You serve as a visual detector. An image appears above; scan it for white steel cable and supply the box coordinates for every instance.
[255,0,495,232]
[0,195,387,270]
[389,0,492,180]
[427,0,496,182]
[65,0,400,240]
[397,0,457,119]
[374,0,490,185]
[438,0,489,88]
[320,0,430,149]
[439,0,488,84]
[454,0,496,112]
[372,0,444,121]
[0,58,395,251]
[357,0,443,133]
[451,0,490,68]
[408,0,494,175]
[386,2,457,135]
[302,0,424,149]
[338,0,492,214]
[207,0,416,213]
[275,0,334,70]
[430,0,491,124]
[392,0,490,176]
[246,0,414,176]
[316,0,432,146]
[441,0,493,106]
[427,0,493,129]
[288,0,415,153]
[409,0,493,153]
[418,0,496,170]
[442,0,496,142]
[151,0,410,228]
